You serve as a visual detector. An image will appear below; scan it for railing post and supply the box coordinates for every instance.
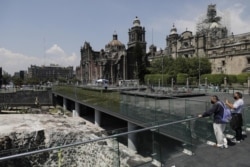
[58,148,62,167]
[95,110,101,126]
[63,98,67,115]
[127,122,137,151]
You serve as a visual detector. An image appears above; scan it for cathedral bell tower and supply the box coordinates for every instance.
[127,16,146,52]
[166,24,179,58]
[127,16,147,80]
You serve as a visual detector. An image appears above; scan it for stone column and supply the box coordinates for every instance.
[73,102,80,117]
[224,77,227,87]
[95,109,101,126]
[128,122,137,151]
[171,78,174,90]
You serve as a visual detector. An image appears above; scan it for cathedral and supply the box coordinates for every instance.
[149,4,250,75]
[76,4,250,84]
[76,16,146,84]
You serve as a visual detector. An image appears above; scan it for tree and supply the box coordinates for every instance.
[148,56,211,80]
[12,77,23,87]
[2,73,11,85]
[172,57,188,75]
[24,77,40,85]
[187,57,211,77]
[176,73,188,84]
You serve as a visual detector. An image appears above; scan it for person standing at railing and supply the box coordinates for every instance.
[225,92,244,143]
[198,95,228,148]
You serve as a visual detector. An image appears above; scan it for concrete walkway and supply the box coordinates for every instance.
[165,132,250,167]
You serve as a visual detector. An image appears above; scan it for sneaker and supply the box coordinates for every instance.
[231,138,241,143]
[213,144,224,148]
[223,138,228,148]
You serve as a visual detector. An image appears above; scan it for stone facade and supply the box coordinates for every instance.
[148,4,250,75]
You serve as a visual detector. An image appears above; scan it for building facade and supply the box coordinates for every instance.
[28,64,74,81]
[148,4,250,75]
[0,67,2,88]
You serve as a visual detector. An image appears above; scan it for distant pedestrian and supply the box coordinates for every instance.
[198,95,228,148]
[225,92,244,143]
[215,85,219,92]
[104,82,108,90]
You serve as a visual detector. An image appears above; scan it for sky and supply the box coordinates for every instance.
[0,0,250,75]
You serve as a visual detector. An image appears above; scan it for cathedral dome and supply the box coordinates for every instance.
[105,32,125,51]
[210,22,221,29]
[107,32,124,47]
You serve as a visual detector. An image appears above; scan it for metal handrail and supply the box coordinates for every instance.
[0,117,199,162]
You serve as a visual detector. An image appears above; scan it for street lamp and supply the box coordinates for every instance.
[162,54,163,87]
[161,49,163,87]
[198,55,201,86]
[248,77,250,95]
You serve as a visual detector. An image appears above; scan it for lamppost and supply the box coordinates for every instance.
[198,55,201,86]
[162,54,164,87]
[171,78,174,90]
[248,77,250,95]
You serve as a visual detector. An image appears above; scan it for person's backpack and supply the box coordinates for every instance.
[218,101,232,123]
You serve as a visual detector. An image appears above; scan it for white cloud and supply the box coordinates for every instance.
[175,20,196,34]
[46,44,65,56]
[0,44,79,76]
[0,48,41,75]
[225,3,250,34]
[45,44,79,67]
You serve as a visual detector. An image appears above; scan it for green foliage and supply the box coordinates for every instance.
[2,73,11,85]
[188,77,197,85]
[57,77,67,83]
[53,85,120,112]
[148,56,174,75]
[12,77,23,86]
[148,56,211,80]
[187,57,211,77]
[176,73,188,84]
[201,74,226,85]
[69,77,81,84]
[144,74,171,85]
[24,77,40,85]
[172,57,188,76]
[227,75,237,85]
[200,73,250,85]
[236,73,249,85]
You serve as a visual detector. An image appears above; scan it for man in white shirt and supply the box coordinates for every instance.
[225,92,244,143]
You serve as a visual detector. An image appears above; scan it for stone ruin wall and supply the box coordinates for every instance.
[0,115,155,167]
[0,90,52,106]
